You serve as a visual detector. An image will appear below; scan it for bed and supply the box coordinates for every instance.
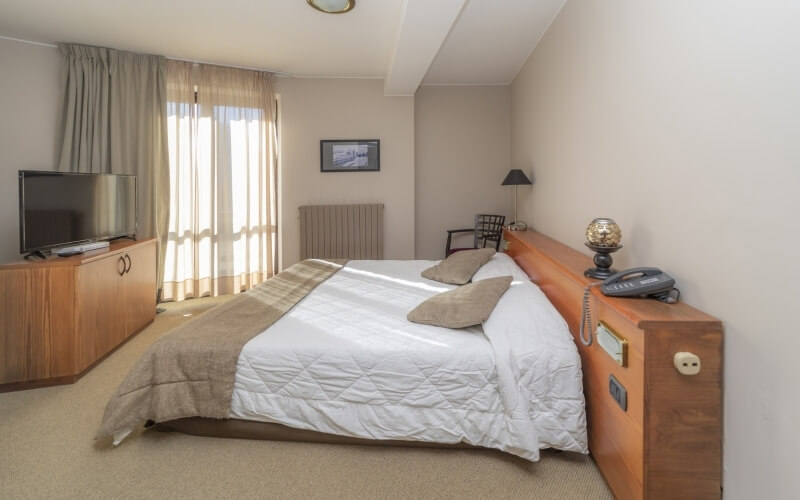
[97,228,723,498]
[96,251,588,461]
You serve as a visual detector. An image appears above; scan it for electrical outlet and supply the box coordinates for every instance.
[673,352,701,375]
[609,375,627,411]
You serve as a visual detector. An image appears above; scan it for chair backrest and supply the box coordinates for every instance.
[474,214,506,251]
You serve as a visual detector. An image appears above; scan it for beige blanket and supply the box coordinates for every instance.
[96,259,345,441]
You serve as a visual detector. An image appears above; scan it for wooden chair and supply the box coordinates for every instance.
[445,214,506,257]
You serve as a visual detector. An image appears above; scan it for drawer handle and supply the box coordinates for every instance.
[117,256,126,276]
[124,254,132,274]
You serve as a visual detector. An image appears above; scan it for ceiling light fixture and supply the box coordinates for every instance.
[307,0,355,14]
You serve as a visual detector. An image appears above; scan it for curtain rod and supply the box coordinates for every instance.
[169,56,292,77]
[0,35,293,77]
[0,35,57,48]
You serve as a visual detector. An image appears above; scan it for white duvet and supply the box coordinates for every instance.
[230,253,587,461]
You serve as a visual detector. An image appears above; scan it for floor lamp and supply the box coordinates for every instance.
[501,169,533,231]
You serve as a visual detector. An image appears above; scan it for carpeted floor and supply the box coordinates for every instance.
[0,296,611,499]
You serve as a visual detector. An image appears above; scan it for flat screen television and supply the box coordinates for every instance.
[19,171,137,254]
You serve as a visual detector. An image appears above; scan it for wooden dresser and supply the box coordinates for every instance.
[0,239,156,391]
[504,229,722,500]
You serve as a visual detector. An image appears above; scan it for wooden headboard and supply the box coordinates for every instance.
[504,229,722,500]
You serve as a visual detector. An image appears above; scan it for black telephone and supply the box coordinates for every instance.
[601,267,676,301]
[580,267,679,346]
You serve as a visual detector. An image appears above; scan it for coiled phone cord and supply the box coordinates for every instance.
[580,282,602,346]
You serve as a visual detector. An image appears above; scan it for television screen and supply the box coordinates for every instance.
[19,171,137,254]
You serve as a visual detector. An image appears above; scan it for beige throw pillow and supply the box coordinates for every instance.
[421,248,496,285]
[407,276,513,328]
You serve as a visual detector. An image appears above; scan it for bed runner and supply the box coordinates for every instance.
[95,259,346,441]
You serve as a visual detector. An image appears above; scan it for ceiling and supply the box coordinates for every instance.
[0,0,566,95]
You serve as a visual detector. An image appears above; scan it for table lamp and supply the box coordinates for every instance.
[501,169,533,231]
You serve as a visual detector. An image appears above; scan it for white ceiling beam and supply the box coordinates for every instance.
[384,0,467,96]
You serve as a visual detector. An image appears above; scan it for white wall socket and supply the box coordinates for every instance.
[674,352,701,375]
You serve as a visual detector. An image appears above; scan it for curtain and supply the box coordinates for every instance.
[162,60,278,301]
[57,43,170,289]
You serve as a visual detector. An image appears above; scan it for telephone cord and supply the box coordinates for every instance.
[580,282,602,346]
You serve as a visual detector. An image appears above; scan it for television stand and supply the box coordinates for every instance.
[23,250,47,261]
[107,234,137,243]
[0,238,156,392]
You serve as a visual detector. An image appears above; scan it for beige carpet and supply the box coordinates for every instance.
[0,296,611,499]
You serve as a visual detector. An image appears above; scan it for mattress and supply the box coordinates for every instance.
[229,254,587,460]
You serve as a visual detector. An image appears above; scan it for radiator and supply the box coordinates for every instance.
[299,204,384,260]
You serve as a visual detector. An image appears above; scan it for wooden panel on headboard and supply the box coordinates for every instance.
[504,229,722,500]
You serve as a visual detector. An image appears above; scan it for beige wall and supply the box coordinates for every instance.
[275,78,415,267]
[0,52,416,268]
[414,85,512,260]
[512,1,800,497]
[0,39,61,263]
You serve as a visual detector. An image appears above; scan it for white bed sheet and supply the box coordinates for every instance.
[230,254,587,460]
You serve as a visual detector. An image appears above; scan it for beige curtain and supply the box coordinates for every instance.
[57,43,170,290]
[162,61,278,301]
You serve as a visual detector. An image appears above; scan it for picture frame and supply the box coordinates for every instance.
[320,139,380,172]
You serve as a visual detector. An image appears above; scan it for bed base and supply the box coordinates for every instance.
[155,418,474,450]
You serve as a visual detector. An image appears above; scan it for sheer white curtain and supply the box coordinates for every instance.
[163,61,278,301]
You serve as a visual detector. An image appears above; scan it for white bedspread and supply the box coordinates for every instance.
[230,254,587,460]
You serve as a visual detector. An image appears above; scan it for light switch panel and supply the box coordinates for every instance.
[597,321,628,367]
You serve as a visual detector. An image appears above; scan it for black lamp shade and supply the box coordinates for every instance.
[501,169,533,186]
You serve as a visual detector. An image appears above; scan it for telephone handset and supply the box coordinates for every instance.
[580,267,679,346]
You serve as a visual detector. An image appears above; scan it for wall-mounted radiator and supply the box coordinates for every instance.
[299,204,384,260]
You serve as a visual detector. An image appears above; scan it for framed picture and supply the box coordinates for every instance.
[320,139,380,172]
